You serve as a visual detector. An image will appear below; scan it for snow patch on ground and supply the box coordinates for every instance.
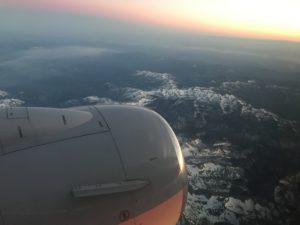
[0,99,25,108]
[185,193,240,225]
[0,89,24,108]
[83,96,120,105]
[224,197,277,221]
[0,90,8,97]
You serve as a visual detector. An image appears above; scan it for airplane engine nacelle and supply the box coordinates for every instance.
[0,105,187,225]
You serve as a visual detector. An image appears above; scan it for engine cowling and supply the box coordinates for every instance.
[0,105,187,225]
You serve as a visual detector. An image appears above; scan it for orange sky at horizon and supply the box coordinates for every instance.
[2,0,300,42]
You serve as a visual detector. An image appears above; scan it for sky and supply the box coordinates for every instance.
[1,0,300,42]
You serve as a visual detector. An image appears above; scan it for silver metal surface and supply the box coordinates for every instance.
[0,211,3,225]
[0,105,187,225]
